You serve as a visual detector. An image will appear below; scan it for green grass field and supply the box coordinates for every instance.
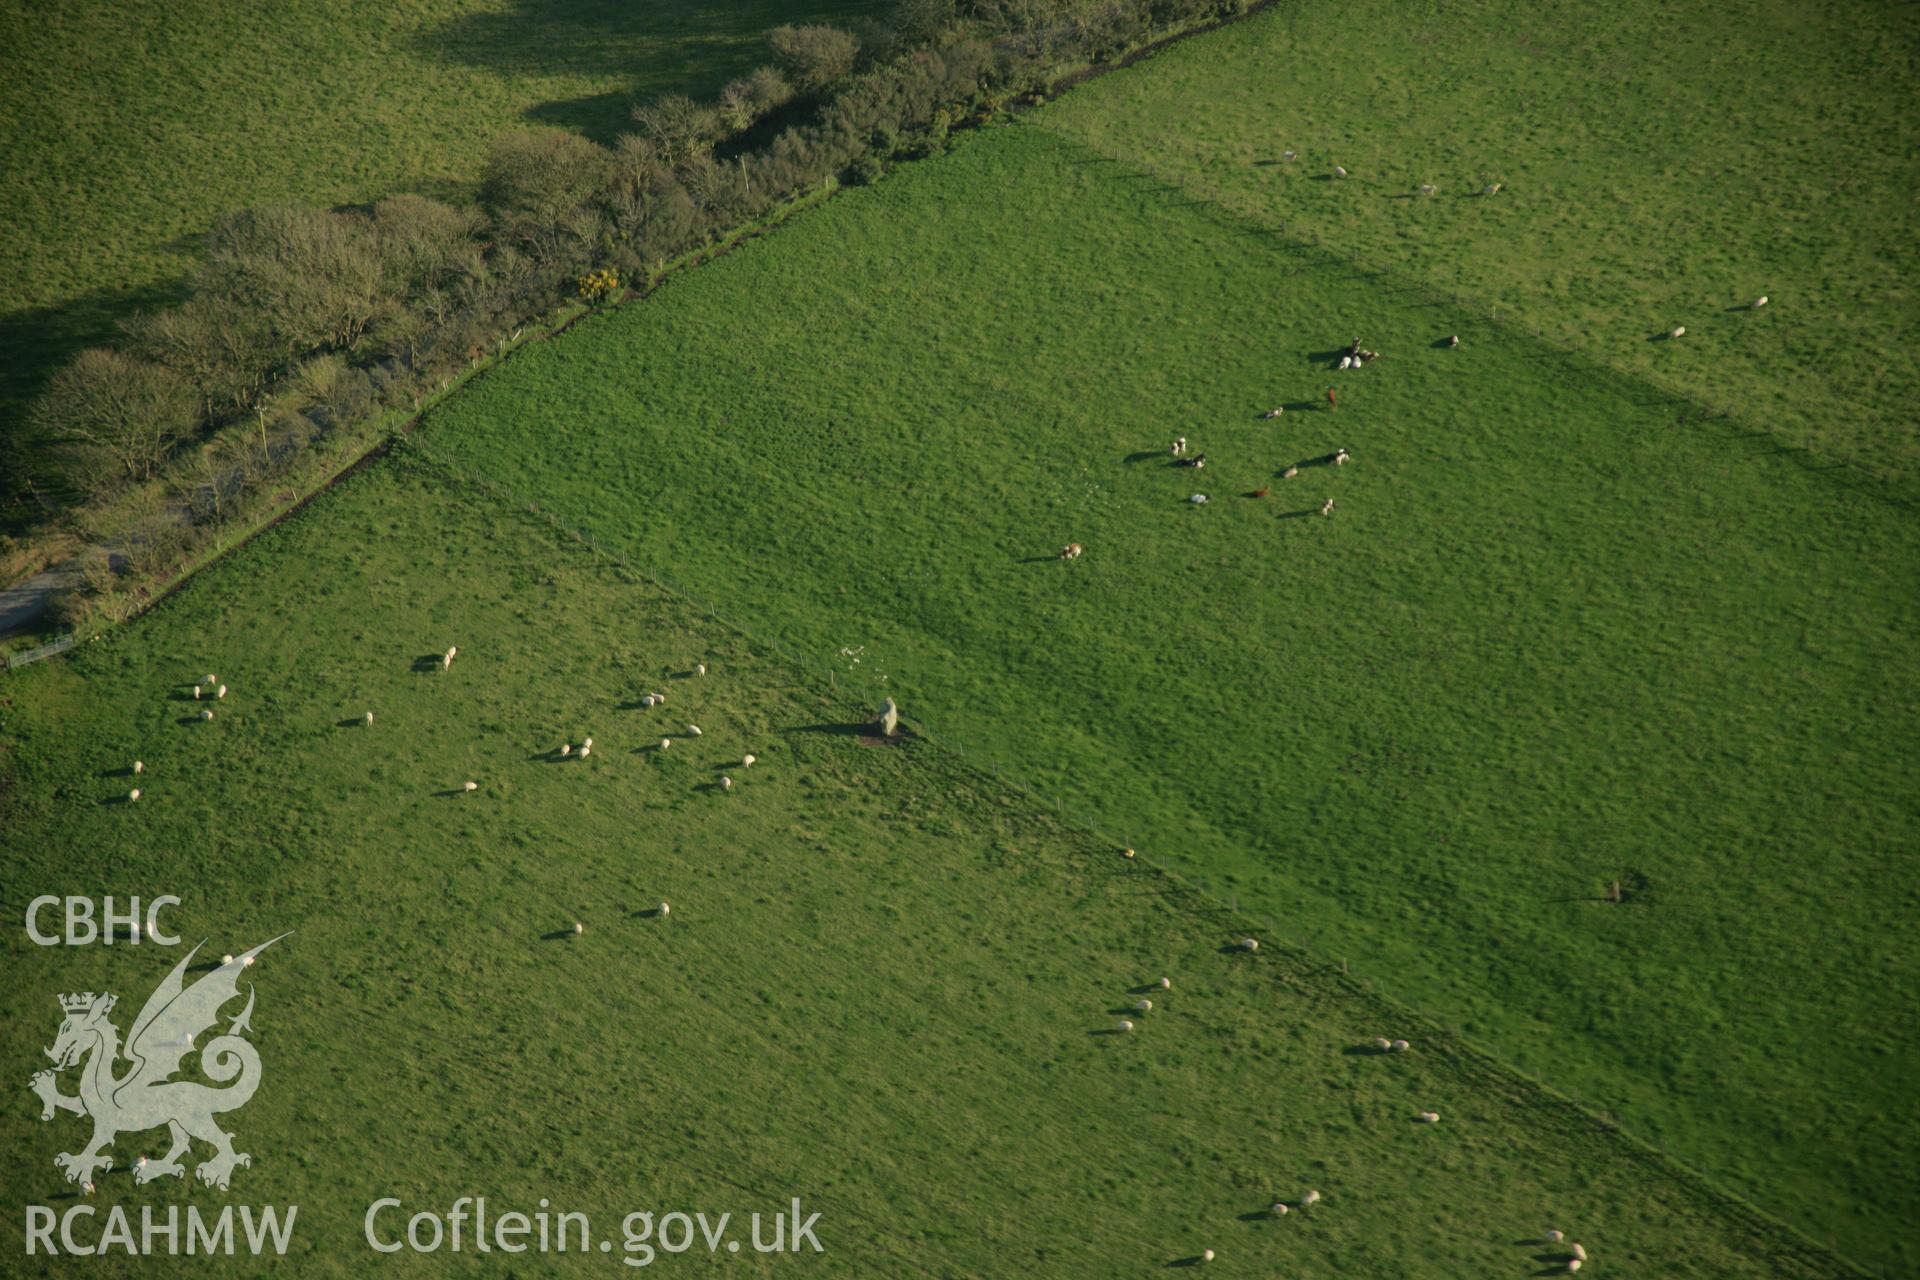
[1044,0,1920,492]
[0,0,883,455]
[413,122,1919,1268]
[0,457,1853,1277]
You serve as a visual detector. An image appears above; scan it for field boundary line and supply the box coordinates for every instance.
[391,436,1871,1280]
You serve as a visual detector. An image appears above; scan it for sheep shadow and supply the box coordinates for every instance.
[411,654,445,674]
[1236,1209,1275,1222]
[1166,1255,1211,1267]
[186,960,224,973]
[1107,1005,1146,1017]
[1087,1028,1127,1037]
[101,765,138,778]
[1277,400,1324,413]
[1123,449,1165,464]
[616,698,656,711]
[670,668,701,680]
[1340,1043,1391,1056]
[1128,983,1166,995]
[169,690,201,702]
[1307,347,1353,364]
[1217,943,1257,955]
[528,750,576,764]
[432,788,471,798]
[337,716,371,729]
[1430,337,1460,349]
[694,781,729,794]
[175,715,207,726]
[540,928,579,942]
[630,906,668,919]
[1647,331,1680,342]
[1242,490,1270,500]
[98,794,133,807]
[1276,508,1322,520]
[1308,173,1338,182]
[1017,555,1062,564]
[1251,158,1285,167]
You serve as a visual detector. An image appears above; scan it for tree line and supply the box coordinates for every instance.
[17,0,1258,612]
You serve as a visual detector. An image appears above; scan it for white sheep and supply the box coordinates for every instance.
[1567,1262,1582,1274]
[1116,1019,1134,1033]
[133,761,144,775]
[1264,407,1284,418]
[464,781,478,792]
[82,1181,94,1197]
[1189,493,1209,504]
[1282,150,1297,162]
[1391,1038,1410,1052]
[222,954,234,965]
[1200,1249,1214,1263]
[1417,1110,1440,1123]
[583,736,593,750]
[573,921,585,936]
[1301,1189,1322,1206]
[1669,325,1686,339]
[200,709,214,721]
[1239,937,1259,951]
[1753,295,1768,308]
[560,743,572,756]
[688,725,702,736]
[1121,847,1135,859]
[364,710,374,725]
[128,789,141,802]
[1321,498,1336,516]
[660,738,671,750]
[1372,1036,1392,1052]
[1448,334,1460,347]
[193,686,201,700]
[742,753,756,767]
[642,694,657,708]
[217,684,227,699]
[1135,999,1153,1013]
[721,776,733,790]
[1269,1202,1289,1215]
[1338,355,1353,369]
[1419,183,1437,196]
[1333,165,1348,178]
[1544,1229,1564,1244]
[205,674,217,686]
[696,663,707,676]
[1569,1243,1587,1262]
[579,744,592,758]
[243,955,255,967]
[1483,182,1502,195]
[658,901,671,916]
[1157,977,1171,990]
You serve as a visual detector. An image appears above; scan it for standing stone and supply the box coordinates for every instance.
[876,697,899,737]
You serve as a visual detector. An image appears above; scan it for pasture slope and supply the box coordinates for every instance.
[0,0,885,469]
[418,121,1919,1270]
[0,456,1860,1278]
[1043,0,1920,493]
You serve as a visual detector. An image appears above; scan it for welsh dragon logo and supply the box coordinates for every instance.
[30,936,287,1191]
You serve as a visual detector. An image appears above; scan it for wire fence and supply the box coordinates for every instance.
[395,434,1864,1278]
[4,633,75,670]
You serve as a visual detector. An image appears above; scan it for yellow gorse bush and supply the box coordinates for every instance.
[577,267,620,304]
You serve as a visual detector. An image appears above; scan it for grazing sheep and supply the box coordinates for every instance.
[1171,437,1188,455]
[721,776,733,790]
[1483,182,1502,195]
[364,710,374,725]
[659,901,671,916]
[1338,355,1353,370]
[1668,325,1686,339]
[1569,1243,1587,1262]
[1282,150,1297,162]
[1117,1019,1134,1033]
[560,743,572,757]
[1333,165,1348,178]
[133,761,144,774]
[1264,407,1284,418]
[573,922,584,936]
[1419,183,1437,196]
[1447,334,1460,347]
[642,694,657,708]
[688,725,702,736]
[217,684,227,699]
[696,663,707,676]
[1334,448,1351,465]
[583,736,593,750]
[464,781,478,792]
[1190,494,1209,504]
[742,753,757,767]
[660,738,671,750]
[579,744,592,758]
[1270,1201,1289,1215]
[1321,498,1336,516]
[193,686,201,700]
[128,789,141,802]
[1544,1229,1564,1244]
[1417,1110,1440,1123]
[205,675,217,686]
[222,955,234,965]
[1201,1249,1214,1263]
[243,955,255,967]
[1753,295,1769,308]
[82,1181,94,1197]
[1135,999,1153,1013]
[1301,1189,1322,1206]
[200,709,214,721]
[1283,466,1299,479]
[1239,937,1259,951]
[1391,1038,1410,1052]
[1061,542,1083,560]
[1566,1262,1581,1274]
[1121,846,1135,858]
[1372,1036,1392,1052]
[1158,977,1171,990]
[653,691,667,704]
